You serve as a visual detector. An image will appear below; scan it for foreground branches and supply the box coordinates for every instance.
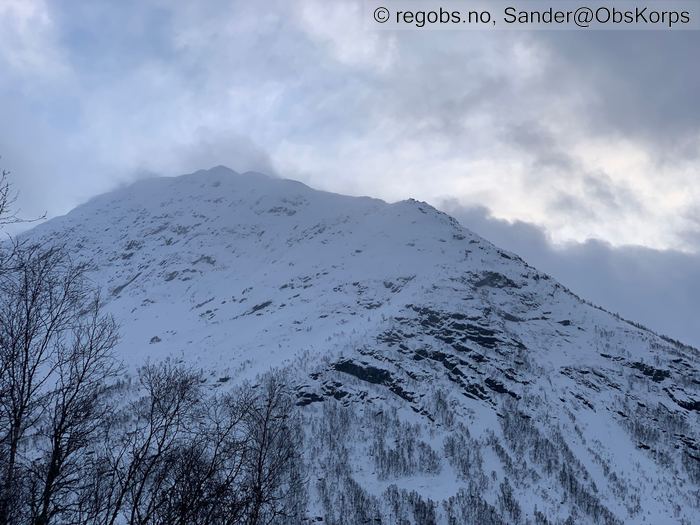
[0,245,304,525]
[0,245,118,525]
[0,170,14,227]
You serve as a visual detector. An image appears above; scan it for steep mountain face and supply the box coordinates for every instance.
[24,166,700,524]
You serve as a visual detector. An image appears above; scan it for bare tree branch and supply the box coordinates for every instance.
[0,246,115,525]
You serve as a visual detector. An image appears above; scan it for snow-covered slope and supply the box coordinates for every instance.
[23,167,700,524]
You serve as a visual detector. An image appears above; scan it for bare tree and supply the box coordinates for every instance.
[29,295,120,525]
[77,365,305,525]
[0,167,45,285]
[0,246,85,523]
[0,169,15,228]
[242,374,305,525]
[0,245,120,525]
[0,169,17,277]
[0,167,44,232]
[147,389,251,525]
[151,374,306,525]
[103,361,204,525]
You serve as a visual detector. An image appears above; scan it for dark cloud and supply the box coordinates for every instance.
[548,172,644,221]
[541,32,700,155]
[548,192,599,220]
[505,123,575,172]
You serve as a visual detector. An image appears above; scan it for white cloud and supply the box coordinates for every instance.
[297,0,397,70]
[0,0,67,79]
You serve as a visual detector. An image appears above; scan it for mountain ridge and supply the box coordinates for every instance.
[36,166,698,353]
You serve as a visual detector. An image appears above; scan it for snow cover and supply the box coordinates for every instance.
[21,166,700,524]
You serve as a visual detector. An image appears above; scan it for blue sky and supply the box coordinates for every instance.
[1,0,698,346]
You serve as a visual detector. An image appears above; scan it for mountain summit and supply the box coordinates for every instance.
[23,166,700,524]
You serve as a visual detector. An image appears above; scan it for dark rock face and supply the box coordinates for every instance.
[334,360,393,385]
[473,271,520,289]
[299,302,534,412]
[629,361,671,382]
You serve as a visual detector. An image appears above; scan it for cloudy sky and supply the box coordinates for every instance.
[1,0,698,346]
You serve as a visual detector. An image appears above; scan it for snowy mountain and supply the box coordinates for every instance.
[22,166,700,524]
